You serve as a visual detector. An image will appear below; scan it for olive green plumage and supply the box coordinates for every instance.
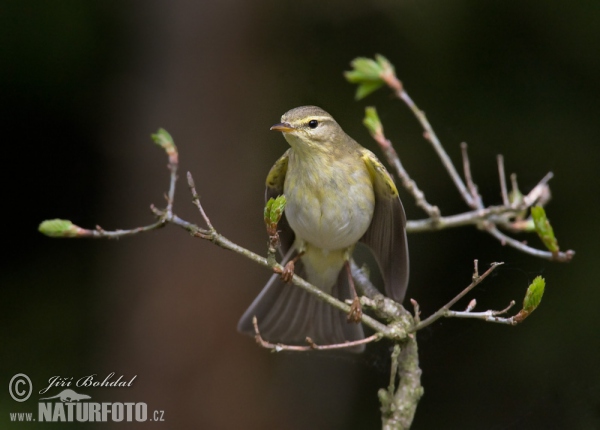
[238,106,409,352]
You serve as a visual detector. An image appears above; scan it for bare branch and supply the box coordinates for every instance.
[405,205,520,232]
[378,334,423,429]
[369,126,440,219]
[392,86,474,208]
[68,221,166,239]
[413,261,504,331]
[485,224,574,262]
[523,171,553,207]
[252,316,381,352]
[445,300,519,325]
[375,68,576,267]
[187,171,215,231]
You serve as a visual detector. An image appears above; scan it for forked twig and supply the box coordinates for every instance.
[413,261,504,331]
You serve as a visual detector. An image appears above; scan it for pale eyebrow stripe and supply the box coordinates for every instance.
[306,116,332,122]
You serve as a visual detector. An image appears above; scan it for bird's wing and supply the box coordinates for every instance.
[359,150,409,303]
[265,149,295,255]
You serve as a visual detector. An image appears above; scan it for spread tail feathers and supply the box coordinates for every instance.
[237,255,365,353]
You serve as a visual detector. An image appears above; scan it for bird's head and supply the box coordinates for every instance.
[271,106,347,152]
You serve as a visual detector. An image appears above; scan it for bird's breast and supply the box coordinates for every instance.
[284,152,375,251]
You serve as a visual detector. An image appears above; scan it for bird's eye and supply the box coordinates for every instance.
[308,119,318,129]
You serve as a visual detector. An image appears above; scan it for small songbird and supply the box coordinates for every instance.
[238,106,409,352]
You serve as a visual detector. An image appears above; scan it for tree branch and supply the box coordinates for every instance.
[252,316,382,352]
[373,67,575,263]
[413,261,503,331]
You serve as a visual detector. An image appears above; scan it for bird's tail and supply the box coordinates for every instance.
[237,252,365,352]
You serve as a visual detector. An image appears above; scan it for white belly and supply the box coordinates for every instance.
[284,160,375,251]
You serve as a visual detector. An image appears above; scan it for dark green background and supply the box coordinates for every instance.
[2,1,598,429]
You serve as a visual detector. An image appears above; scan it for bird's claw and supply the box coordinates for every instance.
[280,261,295,283]
[347,297,363,323]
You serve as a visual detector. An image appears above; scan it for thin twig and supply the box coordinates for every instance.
[445,300,518,325]
[393,86,474,208]
[379,70,576,266]
[509,173,521,209]
[165,158,178,215]
[523,172,554,207]
[369,129,440,219]
[460,142,484,210]
[412,261,504,331]
[410,299,421,324]
[187,171,215,231]
[71,221,166,239]
[486,225,574,262]
[252,316,381,351]
[405,205,520,232]
[497,155,509,207]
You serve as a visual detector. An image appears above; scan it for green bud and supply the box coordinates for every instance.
[363,107,383,138]
[531,206,559,253]
[523,275,545,314]
[264,196,287,227]
[151,128,177,156]
[38,219,80,237]
[509,188,524,207]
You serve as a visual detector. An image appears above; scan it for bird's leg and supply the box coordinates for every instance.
[279,251,304,283]
[345,261,363,323]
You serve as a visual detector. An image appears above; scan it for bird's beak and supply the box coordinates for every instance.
[270,122,295,132]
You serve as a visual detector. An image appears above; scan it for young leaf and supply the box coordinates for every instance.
[345,56,389,100]
[531,206,559,252]
[151,128,177,158]
[264,196,287,228]
[355,81,385,100]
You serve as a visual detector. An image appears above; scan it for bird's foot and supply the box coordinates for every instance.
[347,297,363,323]
[274,251,304,283]
[280,260,295,283]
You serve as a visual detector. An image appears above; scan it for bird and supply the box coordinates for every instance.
[238,106,409,352]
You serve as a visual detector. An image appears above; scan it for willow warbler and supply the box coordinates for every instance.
[238,106,409,352]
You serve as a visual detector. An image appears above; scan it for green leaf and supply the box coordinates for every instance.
[531,206,559,252]
[363,106,383,137]
[523,276,545,313]
[345,54,396,100]
[345,57,384,82]
[355,81,385,100]
[374,54,394,76]
[38,219,79,237]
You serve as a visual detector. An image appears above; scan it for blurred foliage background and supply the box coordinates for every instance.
[1,1,599,429]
